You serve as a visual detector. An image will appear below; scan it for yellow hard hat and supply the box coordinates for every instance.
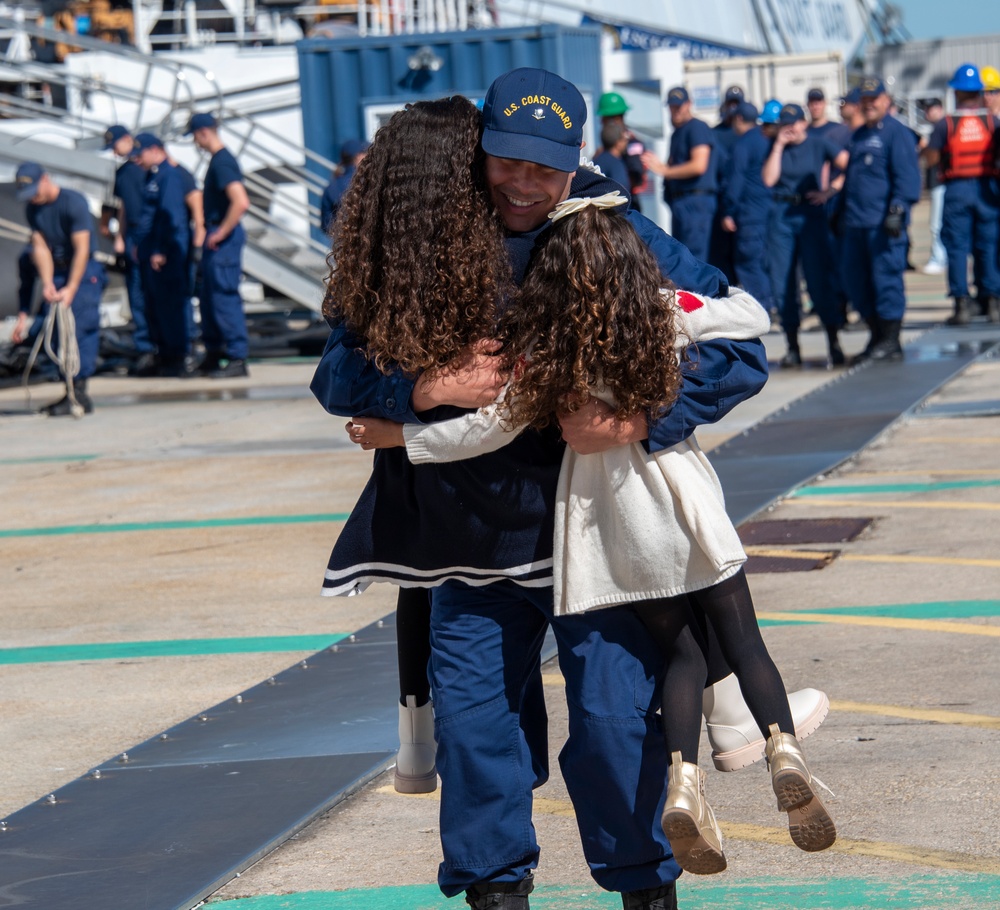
[982,65,1000,91]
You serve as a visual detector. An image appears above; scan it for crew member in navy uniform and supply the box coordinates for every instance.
[642,86,717,261]
[593,119,631,190]
[707,85,745,282]
[188,112,252,377]
[834,77,921,361]
[11,163,106,415]
[102,123,157,374]
[596,91,649,212]
[720,102,774,314]
[923,63,1000,325]
[320,138,368,233]
[131,132,194,377]
[762,103,846,367]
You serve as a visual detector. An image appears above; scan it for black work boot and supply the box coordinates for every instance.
[850,319,882,365]
[779,333,801,368]
[945,296,973,326]
[465,873,534,909]
[42,379,93,417]
[868,319,904,361]
[621,881,678,910]
[208,358,249,378]
[825,324,845,366]
[985,296,1000,324]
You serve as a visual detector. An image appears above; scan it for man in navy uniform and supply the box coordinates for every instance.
[188,111,252,377]
[102,123,157,373]
[131,131,194,376]
[923,63,1000,325]
[320,138,368,233]
[11,163,106,415]
[835,77,921,361]
[642,86,717,261]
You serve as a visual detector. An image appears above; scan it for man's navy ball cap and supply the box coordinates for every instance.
[481,68,586,173]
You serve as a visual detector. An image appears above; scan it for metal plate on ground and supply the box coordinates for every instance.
[739,518,873,546]
[745,551,838,574]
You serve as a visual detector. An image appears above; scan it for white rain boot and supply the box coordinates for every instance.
[703,674,830,771]
[766,723,837,852]
[661,752,727,875]
[394,695,437,794]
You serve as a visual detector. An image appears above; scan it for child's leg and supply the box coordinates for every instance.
[633,595,708,763]
[688,568,794,738]
[396,587,432,706]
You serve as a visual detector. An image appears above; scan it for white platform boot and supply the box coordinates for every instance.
[394,695,437,794]
[703,674,830,771]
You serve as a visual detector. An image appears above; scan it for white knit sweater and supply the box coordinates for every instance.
[402,287,770,614]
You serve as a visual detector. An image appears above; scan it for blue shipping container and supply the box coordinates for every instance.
[297,24,603,190]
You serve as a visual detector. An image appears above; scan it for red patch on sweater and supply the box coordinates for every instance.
[676,291,703,313]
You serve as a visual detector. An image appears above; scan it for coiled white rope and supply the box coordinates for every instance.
[22,301,84,418]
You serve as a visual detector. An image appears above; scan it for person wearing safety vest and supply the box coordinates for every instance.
[595,91,649,211]
[923,63,1000,325]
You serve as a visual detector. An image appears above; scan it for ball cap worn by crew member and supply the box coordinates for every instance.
[859,76,887,97]
[15,161,44,201]
[666,86,690,107]
[778,103,806,125]
[103,124,130,149]
[185,111,218,135]
[724,85,744,103]
[340,138,370,159]
[807,87,825,102]
[735,101,759,123]
[481,67,586,173]
[130,132,165,156]
[840,87,862,105]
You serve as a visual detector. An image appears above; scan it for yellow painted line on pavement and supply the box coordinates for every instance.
[375,787,1000,874]
[908,436,1000,444]
[754,611,1000,637]
[831,700,1000,731]
[745,546,837,560]
[851,469,1000,477]
[842,553,1000,569]
[786,497,1000,512]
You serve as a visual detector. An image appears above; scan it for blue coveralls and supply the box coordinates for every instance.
[320,164,356,234]
[201,146,249,361]
[26,188,106,380]
[708,121,739,282]
[928,113,1000,302]
[767,133,842,335]
[592,150,631,192]
[114,158,152,354]
[721,126,774,309]
[810,120,853,318]
[134,161,192,367]
[311,169,770,898]
[838,115,922,323]
[663,117,717,262]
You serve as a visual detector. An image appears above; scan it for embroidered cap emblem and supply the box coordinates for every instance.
[532,108,546,121]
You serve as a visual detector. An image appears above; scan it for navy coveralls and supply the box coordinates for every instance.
[767,133,842,334]
[663,118,717,262]
[722,126,774,309]
[838,115,922,323]
[114,158,151,354]
[311,169,769,898]
[135,161,192,366]
[26,188,106,380]
[201,147,248,361]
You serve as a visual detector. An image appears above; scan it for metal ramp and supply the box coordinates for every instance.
[0,14,331,314]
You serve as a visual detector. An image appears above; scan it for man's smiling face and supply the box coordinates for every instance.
[485,155,575,233]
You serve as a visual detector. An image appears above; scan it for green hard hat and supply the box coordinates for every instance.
[597,91,630,117]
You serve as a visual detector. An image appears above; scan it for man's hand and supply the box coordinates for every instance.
[721,215,737,233]
[806,188,831,206]
[150,253,167,272]
[411,339,507,412]
[883,205,905,238]
[557,396,648,455]
[205,230,224,251]
[41,280,59,303]
[11,312,29,344]
[346,418,404,451]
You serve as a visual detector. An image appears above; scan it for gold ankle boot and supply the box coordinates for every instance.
[765,723,836,852]
[661,751,727,874]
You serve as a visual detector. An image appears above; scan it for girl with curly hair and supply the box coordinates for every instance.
[350,192,836,876]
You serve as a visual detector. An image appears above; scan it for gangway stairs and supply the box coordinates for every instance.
[0,15,332,319]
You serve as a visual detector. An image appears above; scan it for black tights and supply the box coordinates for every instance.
[633,568,794,764]
[396,587,432,707]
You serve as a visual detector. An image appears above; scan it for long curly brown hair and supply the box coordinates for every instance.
[322,96,511,375]
[499,206,683,428]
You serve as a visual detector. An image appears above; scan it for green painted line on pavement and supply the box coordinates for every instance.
[757,600,1000,627]
[793,478,1000,496]
[0,634,346,665]
[208,877,1000,910]
[0,512,350,539]
[0,454,99,465]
